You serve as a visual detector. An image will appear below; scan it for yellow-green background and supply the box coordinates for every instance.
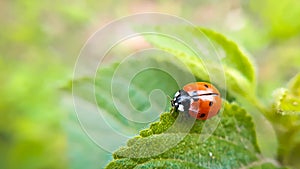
[1,0,300,169]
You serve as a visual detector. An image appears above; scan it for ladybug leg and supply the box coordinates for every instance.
[170,106,175,114]
[170,107,180,118]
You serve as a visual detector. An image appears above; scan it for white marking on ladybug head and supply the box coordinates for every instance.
[174,91,180,97]
[178,104,184,111]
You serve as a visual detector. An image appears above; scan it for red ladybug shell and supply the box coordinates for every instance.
[171,82,221,120]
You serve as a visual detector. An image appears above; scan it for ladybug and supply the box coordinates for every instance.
[171,82,221,120]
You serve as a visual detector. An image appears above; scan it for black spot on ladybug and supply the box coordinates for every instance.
[199,113,206,118]
[204,84,209,88]
[209,101,213,107]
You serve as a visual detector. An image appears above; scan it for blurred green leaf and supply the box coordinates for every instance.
[72,54,196,135]
[65,110,112,169]
[249,0,300,40]
[271,73,300,168]
[274,73,300,115]
[144,27,257,102]
[200,28,255,83]
[255,37,300,101]
[105,102,285,169]
[288,73,300,97]
[0,60,68,169]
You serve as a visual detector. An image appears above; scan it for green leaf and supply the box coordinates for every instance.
[144,26,256,102]
[200,28,255,83]
[288,73,300,97]
[273,73,300,115]
[271,73,300,168]
[72,53,197,135]
[105,102,284,169]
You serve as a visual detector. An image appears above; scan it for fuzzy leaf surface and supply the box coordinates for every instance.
[106,102,284,169]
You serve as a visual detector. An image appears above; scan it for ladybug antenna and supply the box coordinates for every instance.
[166,95,172,101]
[167,95,176,115]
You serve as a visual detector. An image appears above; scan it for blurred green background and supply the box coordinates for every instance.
[1,0,299,169]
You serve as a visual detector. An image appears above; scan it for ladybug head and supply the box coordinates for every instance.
[171,90,191,112]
